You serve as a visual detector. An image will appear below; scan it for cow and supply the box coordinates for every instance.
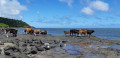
[4,29,18,37]
[70,29,79,36]
[64,31,70,36]
[41,30,47,35]
[34,29,41,36]
[77,30,87,36]
[87,30,95,36]
[24,28,33,34]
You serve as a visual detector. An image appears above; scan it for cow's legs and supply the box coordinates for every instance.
[79,33,80,36]
[25,32,26,34]
[6,34,8,37]
[34,32,37,36]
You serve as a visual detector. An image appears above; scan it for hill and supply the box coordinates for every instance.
[0,17,32,28]
[0,23,9,27]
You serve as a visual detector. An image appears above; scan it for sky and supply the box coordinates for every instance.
[0,0,120,28]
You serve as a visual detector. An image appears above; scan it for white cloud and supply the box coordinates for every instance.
[90,1,109,11]
[0,0,27,18]
[59,0,73,7]
[81,7,93,15]
[81,0,109,15]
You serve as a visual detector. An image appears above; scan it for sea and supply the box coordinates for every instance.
[17,28,120,41]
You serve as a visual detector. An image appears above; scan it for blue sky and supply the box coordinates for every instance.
[0,0,120,28]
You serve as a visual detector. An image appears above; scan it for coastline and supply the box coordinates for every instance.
[0,34,120,58]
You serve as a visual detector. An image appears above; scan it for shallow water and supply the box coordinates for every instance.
[111,44,120,49]
[83,51,105,58]
[88,45,110,49]
[65,50,79,54]
[57,44,82,50]
[55,43,120,58]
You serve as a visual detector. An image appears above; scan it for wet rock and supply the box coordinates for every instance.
[39,39,44,44]
[30,50,37,54]
[29,43,34,46]
[37,46,45,51]
[44,45,51,50]
[4,51,11,55]
[44,43,50,46]
[4,46,13,51]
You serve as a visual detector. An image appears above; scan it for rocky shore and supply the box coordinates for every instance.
[0,34,120,58]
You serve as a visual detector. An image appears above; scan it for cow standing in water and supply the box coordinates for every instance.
[4,29,18,37]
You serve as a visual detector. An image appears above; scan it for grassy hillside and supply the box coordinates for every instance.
[0,23,9,27]
[0,17,31,27]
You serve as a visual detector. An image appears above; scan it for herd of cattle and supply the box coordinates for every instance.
[0,28,95,37]
[64,29,94,37]
[0,28,47,37]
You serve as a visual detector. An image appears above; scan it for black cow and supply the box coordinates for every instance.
[4,29,18,37]
[70,29,79,36]
[87,30,95,36]
[41,30,47,35]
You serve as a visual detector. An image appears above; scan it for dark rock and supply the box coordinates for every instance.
[5,51,11,55]
[37,47,45,51]
[29,43,34,46]
[60,44,64,47]
[4,46,13,51]
[30,50,37,54]
[62,41,67,43]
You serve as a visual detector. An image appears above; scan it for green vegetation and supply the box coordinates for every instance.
[0,17,32,28]
[0,23,9,27]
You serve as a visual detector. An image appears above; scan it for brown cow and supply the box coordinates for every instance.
[34,29,41,36]
[77,30,87,36]
[25,28,33,34]
[64,31,70,36]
